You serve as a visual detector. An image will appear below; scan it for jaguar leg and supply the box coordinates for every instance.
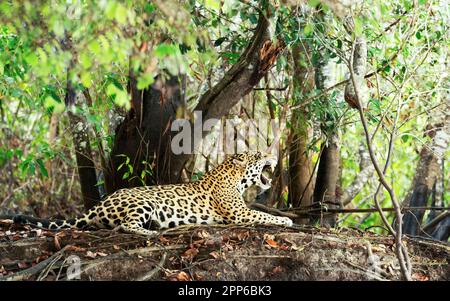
[234,206,293,227]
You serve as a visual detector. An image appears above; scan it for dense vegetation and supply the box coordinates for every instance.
[0,0,448,279]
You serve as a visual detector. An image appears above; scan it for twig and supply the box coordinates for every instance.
[1,247,66,281]
[289,206,450,214]
[254,85,288,91]
[344,259,388,281]
[37,251,65,281]
[136,252,167,281]
[348,39,412,280]
[249,203,298,218]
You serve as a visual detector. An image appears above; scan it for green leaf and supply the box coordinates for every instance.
[154,43,178,58]
[144,3,156,14]
[137,72,155,90]
[44,96,65,113]
[248,13,258,24]
[415,31,421,40]
[354,18,363,36]
[105,1,118,19]
[80,52,92,69]
[204,0,220,10]
[27,161,36,176]
[36,158,48,177]
[88,40,101,55]
[115,4,128,24]
[80,71,92,88]
[303,23,314,36]
[308,0,321,7]
[214,37,227,47]
[106,83,130,109]
[25,52,39,66]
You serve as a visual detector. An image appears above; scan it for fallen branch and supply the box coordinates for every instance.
[422,211,450,233]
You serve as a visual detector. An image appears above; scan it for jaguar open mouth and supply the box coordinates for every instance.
[258,157,277,190]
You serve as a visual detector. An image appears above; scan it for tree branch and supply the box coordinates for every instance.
[347,39,412,280]
[168,12,285,181]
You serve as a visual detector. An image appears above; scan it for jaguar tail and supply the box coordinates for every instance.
[13,214,84,230]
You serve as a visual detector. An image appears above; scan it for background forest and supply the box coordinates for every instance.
[0,0,448,248]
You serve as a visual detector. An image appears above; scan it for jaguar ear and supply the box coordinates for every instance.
[232,158,246,167]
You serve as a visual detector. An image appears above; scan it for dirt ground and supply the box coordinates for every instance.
[0,219,448,281]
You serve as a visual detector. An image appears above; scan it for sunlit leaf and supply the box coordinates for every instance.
[44,96,65,113]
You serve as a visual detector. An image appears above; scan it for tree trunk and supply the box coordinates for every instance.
[288,44,314,217]
[402,110,450,236]
[165,13,284,183]
[338,140,374,206]
[424,162,449,241]
[65,81,100,210]
[106,75,185,192]
[312,134,340,226]
[310,36,341,226]
[106,13,284,190]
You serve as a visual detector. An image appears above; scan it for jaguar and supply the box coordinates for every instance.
[14,151,293,236]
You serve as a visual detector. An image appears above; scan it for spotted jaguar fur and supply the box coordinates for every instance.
[14,152,293,236]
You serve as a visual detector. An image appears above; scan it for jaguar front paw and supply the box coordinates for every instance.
[280,217,293,227]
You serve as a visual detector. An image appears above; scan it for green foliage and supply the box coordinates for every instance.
[0,0,448,234]
[117,155,154,186]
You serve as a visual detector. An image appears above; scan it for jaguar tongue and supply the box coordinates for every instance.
[260,169,271,185]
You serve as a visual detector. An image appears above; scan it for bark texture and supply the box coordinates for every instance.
[312,134,340,226]
[402,109,450,236]
[344,37,368,110]
[339,141,374,206]
[288,44,315,213]
[65,80,100,210]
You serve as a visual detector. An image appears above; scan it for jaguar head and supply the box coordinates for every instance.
[230,151,277,193]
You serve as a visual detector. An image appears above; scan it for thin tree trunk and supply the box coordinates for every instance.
[310,35,341,226]
[60,35,100,210]
[288,44,314,217]
[339,141,374,206]
[65,80,100,210]
[46,113,59,191]
[312,134,340,226]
